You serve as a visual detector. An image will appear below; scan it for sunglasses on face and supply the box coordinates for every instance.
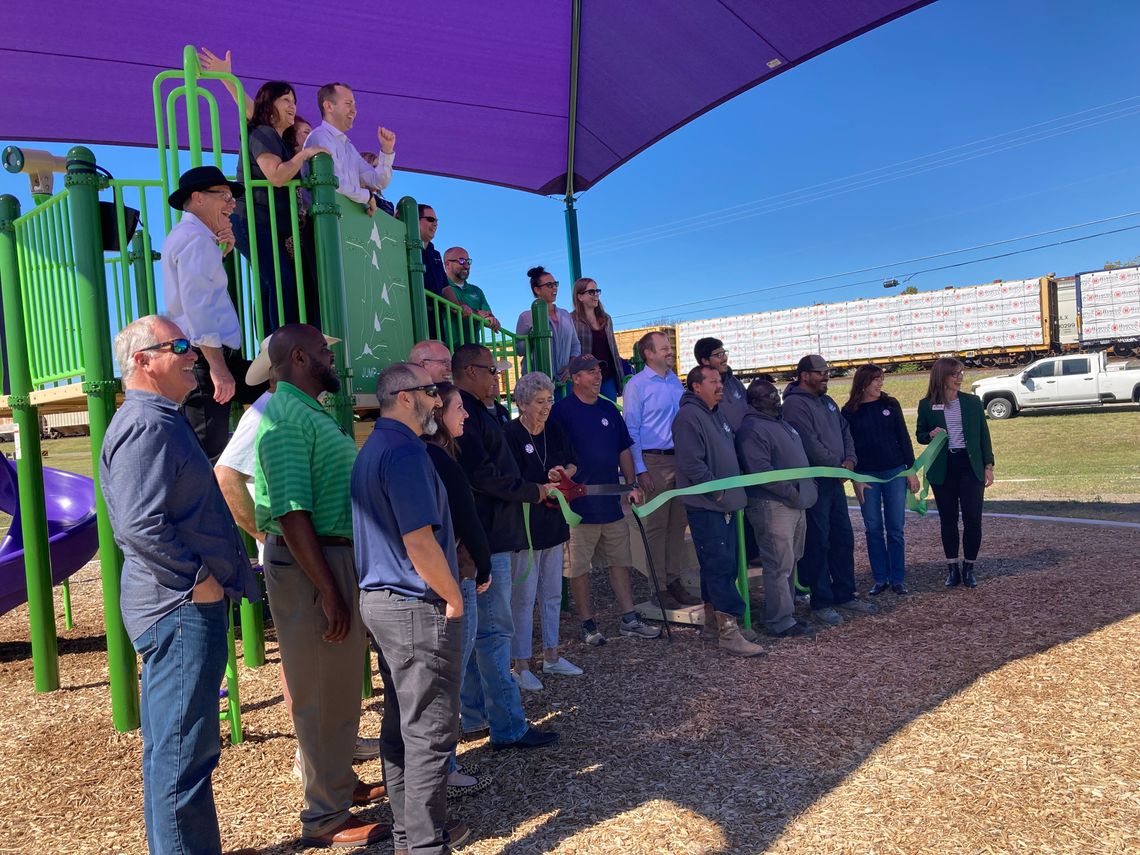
[420,216,438,224]
[448,258,472,266]
[135,337,193,356]
[580,288,602,296]
[392,384,440,398]
[470,363,499,376]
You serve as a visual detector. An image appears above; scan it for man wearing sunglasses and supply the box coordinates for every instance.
[100,315,261,855]
[451,344,559,751]
[253,325,389,849]
[164,165,267,461]
[444,246,500,335]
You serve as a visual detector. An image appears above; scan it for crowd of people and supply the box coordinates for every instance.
[105,50,997,855]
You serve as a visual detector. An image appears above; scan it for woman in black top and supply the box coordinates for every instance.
[423,383,489,795]
[230,81,328,333]
[842,364,918,595]
[504,372,578,691]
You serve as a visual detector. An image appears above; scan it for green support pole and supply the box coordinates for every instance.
[564,197,582,284]
[398,196,428,343]
[736,510,751,631]
[529,299,553,378]
[0,194,59,692]
[66,147,140,731]
[129,231,156,317]
[307,154,354,432]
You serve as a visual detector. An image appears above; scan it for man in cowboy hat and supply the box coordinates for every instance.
[164,165,265,461]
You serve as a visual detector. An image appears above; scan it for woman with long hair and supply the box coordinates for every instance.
[570,277,624,400]
[422,383,491,796]
[916,358,995,588]
[841,364,918,595]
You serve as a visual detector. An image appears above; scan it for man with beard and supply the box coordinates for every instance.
[253,324,389,849]
[353,363,470,854]
[444,246,500,340]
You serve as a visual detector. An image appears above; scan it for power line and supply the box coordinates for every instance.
[612,211,1140,322]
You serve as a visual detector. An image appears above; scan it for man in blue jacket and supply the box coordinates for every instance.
[782,355,877,627]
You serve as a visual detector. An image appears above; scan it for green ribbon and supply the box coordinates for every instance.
[631,431,946,519]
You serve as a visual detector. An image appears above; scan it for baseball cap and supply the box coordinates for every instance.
[568,354,605,375]
[796,354,829,374]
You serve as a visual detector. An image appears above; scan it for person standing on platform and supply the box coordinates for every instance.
[101,315,261,855]
[622,330,698,609]
[672,365,764,657]
[570,278,624,402]
[445,247,501,341]
[515,266,580,387]
[253,325,388,849]
[782,354,878,627]
[163,165,267,461]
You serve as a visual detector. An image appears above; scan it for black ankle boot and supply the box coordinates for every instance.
[945,562,961,588]
[962,562,977,588]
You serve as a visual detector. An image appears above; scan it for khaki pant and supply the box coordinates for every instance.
[264,541,365,838]
[745,498,805,634]
[633,453,689,585]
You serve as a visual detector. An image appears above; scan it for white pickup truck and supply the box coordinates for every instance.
[971,352,1140,419]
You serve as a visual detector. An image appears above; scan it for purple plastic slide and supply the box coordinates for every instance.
[0,456,100,617]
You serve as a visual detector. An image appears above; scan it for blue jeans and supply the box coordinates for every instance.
[858,466,908,585]
[132,600,229,855]
[800,478,856,609]
[448,578,478,774]
[685,507,745,618]
[460,553,528,743]
[510,547,564,659]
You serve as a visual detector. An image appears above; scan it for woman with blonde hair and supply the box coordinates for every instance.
[570,277,624,400]
[916,358,995,588]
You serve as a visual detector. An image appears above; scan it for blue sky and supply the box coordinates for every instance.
[5,0,1140,335]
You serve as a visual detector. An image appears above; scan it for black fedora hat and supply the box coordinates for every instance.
[168,165,245,211]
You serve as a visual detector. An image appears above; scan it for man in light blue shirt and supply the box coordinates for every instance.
[622,330,698,608]
[305,83,395,216]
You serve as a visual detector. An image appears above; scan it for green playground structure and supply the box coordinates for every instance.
[0,46,556,733]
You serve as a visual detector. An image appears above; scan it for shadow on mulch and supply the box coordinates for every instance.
[0,631,107,662]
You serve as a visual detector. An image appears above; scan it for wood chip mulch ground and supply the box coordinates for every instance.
[1,514,1138,854]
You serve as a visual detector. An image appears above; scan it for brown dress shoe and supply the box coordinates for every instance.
[301,816,391,848]
[352,780,387,805]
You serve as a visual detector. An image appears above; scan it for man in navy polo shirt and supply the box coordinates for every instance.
[551,355,662,646]
[352,362,469,855]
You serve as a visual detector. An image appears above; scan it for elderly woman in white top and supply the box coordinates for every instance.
[515,266,581,396]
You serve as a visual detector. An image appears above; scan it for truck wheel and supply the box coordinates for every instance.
[985,397,1015,420]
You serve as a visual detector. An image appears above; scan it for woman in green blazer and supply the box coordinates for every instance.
[916,358,995,588]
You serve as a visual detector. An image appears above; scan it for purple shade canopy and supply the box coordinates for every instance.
[1,1,931,195]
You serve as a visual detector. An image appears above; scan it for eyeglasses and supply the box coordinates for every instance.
[952,371,965,378]
[420,216,438,224]
[711,349,728,358]
[418,357,451,366]
[447,258,472,266]
[580,288,602,296]
[392,384,440,398]
[201,189,236,204]
[135,337,193,356]
[470,363,499,376]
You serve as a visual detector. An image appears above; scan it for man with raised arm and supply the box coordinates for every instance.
[101,315,260,855]
[305,82,396,217]
[621,330,698,609]
[253,325,388,849]
[163,165,266,461]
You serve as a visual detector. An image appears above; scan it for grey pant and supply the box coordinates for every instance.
[745,498,806,634]
[263,541,365,838]
[361,590,462,855]
[638,453,688,584]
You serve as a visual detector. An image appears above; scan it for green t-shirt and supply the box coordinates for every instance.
[253,381,357,538]
[449,280,492,314]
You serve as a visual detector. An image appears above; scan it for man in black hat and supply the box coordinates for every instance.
[164,165,266,460]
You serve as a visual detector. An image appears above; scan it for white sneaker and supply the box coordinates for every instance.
[353,736,381,761]
[542,656,584,676]
[292,747,303,781]
[514,668,544,691]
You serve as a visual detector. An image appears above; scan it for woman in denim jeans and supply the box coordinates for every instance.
[841,365,918,595]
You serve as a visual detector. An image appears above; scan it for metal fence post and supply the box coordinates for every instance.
[529,299,553,378]
[65,147,140,731]
[398,197,428,344]
[306,153,354,433]
[0,194,59,692]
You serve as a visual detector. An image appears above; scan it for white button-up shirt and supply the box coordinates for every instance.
[161,211,242,350]
[305,120,393,204]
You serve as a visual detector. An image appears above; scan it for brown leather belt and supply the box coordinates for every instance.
[265,533,353,548]
[643,448,674,456]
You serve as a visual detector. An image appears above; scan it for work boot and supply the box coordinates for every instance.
[716,612,766,658]
[667,578,702,606]
[945,561,962,588]
[700,603,718,641]
[961,561,977,588]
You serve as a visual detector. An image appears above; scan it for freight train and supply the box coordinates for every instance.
[619,266,1140,379]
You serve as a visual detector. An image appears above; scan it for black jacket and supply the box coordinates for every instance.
[504,419,574,550]
[455,389,541,553]
[426,442,491,584]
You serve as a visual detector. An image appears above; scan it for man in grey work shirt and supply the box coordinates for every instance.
[100,315,259,855]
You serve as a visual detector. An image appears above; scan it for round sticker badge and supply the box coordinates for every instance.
[524,443,535,454]
[601,418,609,426]
[882,408,891,417]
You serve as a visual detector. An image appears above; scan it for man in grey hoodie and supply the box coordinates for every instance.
[671,365,765,657]
[782,355,877,626]
[735,379,818,639]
